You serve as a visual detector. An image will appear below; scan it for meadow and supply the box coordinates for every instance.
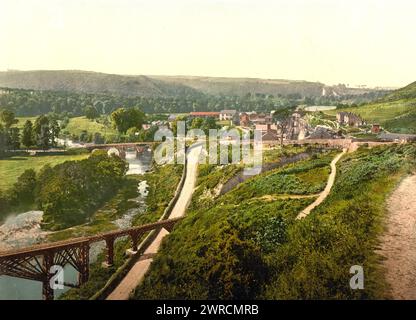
[325,99,416,133]
[63,116,119,138]
[0,154,89,191]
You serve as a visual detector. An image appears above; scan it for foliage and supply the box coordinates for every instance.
[134,144,416,299]
[60,163,184,299]
[37,152,128,230]
[21,120,35,148]
[261,144,416,299]
[84,105,99,120]
[0,85,389,118]
[0,153,89,192]
[132,149,329,299]
[132,164,184,225]
[111,107,145,134]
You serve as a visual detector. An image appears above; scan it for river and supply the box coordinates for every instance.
[0,149,152,300]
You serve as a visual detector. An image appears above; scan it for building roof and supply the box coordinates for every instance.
[190,112,220,116]
[220,110,237,115]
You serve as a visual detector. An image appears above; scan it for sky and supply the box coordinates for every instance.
[0,0,415,88]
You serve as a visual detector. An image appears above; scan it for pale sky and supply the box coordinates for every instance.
[0,0,415,87]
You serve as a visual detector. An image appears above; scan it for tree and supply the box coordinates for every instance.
[11,169,37,204]
[0,123,7,156]
[8,127,20,149]
[191,117,204,129]
[50,119,60,146]
[84,105,99,120]
[111,107,145,134]
[273,108,293,147]
[38,125,51,150]
[34,115,50,149]
[93,132,105,144]
[0,109,18,129]
[21,120,35,149]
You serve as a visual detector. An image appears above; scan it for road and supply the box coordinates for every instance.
[296,149,346,219]
[106,145,202,300]
[378,175,416,299]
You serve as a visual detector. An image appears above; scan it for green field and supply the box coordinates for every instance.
[15,117,37,128]
[0,154,89,191]
[64,116,118,137]
[325,99,416,134]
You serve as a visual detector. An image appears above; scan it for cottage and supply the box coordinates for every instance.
[371,124,381,134]
[219,110,237,121]
[254,124,278,141]
[336,112,365,127]
[250,113,273,125]
[240,112,250,127]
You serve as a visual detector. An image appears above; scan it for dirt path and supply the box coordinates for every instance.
[378,175,416,300]
[106,145,202,300]
[296,149,346,219]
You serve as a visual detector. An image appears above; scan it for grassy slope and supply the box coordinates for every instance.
[15,116,37,128]
[132,149,335,299]
[133,144,416,300]
[326,81,416,133]
[0,154,89,191]
[64,116,118,137]
[262,144,416,299]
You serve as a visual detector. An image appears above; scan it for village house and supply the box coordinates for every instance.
[219,110,236,121]
[250,112,273,125]
[371,124,381,134]
[280,111,311,140]
[336,112,365,127]
[219,110,239,125]
[255,123,279,141]
[239,112,250,127]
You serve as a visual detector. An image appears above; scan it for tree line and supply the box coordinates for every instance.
[0,110,61,155]
[0,87,387,118]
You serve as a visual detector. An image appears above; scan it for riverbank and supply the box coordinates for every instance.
[107,145,201,300]
[59,163,184,300]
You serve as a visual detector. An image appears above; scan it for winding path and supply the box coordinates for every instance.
[378,175,416,299]
[296,149,346,219]
[106,145,202,300]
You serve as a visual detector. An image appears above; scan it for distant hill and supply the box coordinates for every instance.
[149,75,324,97]
[0,70,201,98]
[378,81,416,102]
[0,70,379,98]
[328,81,416,134]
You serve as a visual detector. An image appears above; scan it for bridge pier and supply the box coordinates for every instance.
[42,253,55,301]
[103,237,115,267]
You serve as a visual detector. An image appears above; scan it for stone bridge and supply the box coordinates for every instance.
[0,217,182,300]
[86,142,157,159]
